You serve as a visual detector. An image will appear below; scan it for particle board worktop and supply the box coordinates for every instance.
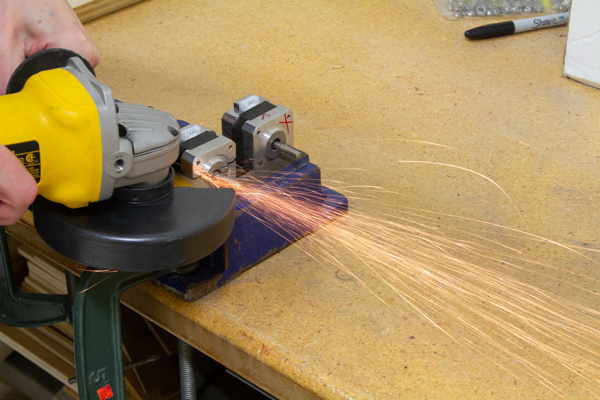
[81,1,600,398]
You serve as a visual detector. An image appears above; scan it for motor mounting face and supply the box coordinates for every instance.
[221,95,296,173]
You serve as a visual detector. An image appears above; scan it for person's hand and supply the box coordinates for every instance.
[0,0,99,224]
[0,0,100,94]
[0,146,37,225]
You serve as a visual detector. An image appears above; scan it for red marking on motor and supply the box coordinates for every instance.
[97,384,114,400]
[279,114,293,134]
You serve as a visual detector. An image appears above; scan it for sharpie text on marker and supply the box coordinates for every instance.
[465,12,570,40]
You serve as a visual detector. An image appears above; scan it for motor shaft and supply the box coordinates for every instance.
[272,140,306,161]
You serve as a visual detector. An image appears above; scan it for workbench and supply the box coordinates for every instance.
[25,1,600,398]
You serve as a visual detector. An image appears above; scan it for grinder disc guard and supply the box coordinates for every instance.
[33,176,236,272]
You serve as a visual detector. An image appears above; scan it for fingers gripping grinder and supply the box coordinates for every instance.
[0,49,236,399]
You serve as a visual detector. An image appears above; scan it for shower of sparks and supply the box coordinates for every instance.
[197,166,600,397]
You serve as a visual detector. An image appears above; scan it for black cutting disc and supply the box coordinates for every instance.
[32,187,236,272]
[6,48,94,94]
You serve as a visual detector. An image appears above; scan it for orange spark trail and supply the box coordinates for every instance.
[198,168,600,397]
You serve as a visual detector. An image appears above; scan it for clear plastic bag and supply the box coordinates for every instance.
[435,0,571,19]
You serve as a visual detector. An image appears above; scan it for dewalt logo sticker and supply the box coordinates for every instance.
[7,141,41,182]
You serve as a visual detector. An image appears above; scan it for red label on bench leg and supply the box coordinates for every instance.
[97,384,114,400]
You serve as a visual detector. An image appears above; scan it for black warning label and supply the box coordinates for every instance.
[7,141,41,182]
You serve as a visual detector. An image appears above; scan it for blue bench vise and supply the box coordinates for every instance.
[158,95,348,300]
